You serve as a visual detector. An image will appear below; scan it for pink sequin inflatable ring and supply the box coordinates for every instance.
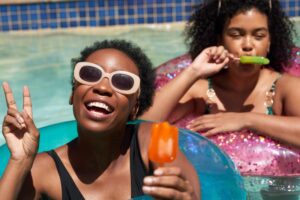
[155,47,300,177]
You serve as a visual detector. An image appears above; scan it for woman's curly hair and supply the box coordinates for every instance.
[185,0,295,72]
[71,39,155,117]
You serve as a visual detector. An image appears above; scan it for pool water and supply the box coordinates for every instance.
[0,24,187,145]
[0,19,299,146]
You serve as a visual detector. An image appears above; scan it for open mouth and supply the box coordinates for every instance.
[85,101,114,115]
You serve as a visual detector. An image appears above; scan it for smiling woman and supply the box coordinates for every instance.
[0,39,201,200]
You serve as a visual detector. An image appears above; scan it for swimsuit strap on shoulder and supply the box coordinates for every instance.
[265,74,282,115]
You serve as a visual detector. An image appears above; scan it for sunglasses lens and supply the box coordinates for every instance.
[112,74,135,90]
[79,66,102,82]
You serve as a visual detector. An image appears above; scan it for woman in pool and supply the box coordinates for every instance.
[141,0,300,179]
[0,40,200,199]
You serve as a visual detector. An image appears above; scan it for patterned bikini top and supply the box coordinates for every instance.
[206,75,281,115]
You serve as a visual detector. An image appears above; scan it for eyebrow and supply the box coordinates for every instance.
[227,27,269,32]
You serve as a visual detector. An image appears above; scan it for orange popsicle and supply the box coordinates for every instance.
[148,122,178,164]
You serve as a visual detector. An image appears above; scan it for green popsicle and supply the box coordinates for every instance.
[240,56,270,65]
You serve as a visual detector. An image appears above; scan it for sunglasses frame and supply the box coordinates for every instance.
[74,62,140,95]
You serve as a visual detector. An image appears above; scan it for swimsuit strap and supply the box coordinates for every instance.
[265,74,282,115]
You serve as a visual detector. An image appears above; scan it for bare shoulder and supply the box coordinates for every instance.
[188,79,209,97]
[29,148,64,197]
[276,73,300,94]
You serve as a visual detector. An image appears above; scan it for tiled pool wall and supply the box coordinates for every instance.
[0,0,299,32]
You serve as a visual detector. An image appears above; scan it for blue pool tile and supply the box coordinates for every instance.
[166,7,173,14]
[156,7,164,14]
[60,12,67,19]
[137,18,145,24]
[21,24,29,30]
[147,17,154,23]
[98,10,106,17]
[30,13,38,21]
[108,1,115,6]
[49,3,56,10]
[289,1,296,7]
[108,19,116,25]
[12,24,20,30]
[20,5,28,11]
[60,21,68,28]
[70,21,77,27]
[98,19,106,26]
[175,15,183,21]
[69,11,77,18]
[128,8,135,15]
[79,20,87,26]
[157,17,164,23]
[69,2,76,9]
[127,0,135,6]
[39,3,47,10]
[50,12,57,19]
[117,0,125,6]
[175,6,182,13]
[0,6,8,12]
[147,7,154,14]
[21,13,29,21]
[89,20,96,26]
[118,18,126,24]
[40,13,48,20]
[78,1,86,8]
[118,9,125,16]
[28,4,38,10]
[59,2,66,9]
[166,16,173,22]
[10,5,18,12]
[108,9,115,16]
[156,0,163,3]
[1,16,8,23]
[31,23,39,30]
[41,23,48,29]
[11,14,18,22]
[2,25,9,31]
[89,10,96,17]
[50,22,58,28]
[88,1,96,7]
[98,0,105,7]
[128,18,135,24]
[79,11,86,17]
[146,0,154,4]
[137,8,144,15]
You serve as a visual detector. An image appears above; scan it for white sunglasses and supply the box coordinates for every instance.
[74,62,140,95]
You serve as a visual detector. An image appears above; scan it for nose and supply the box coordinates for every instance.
[242,36,254,53]
[92,77,113,96]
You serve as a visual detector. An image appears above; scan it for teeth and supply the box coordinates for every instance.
[87,102,112,112]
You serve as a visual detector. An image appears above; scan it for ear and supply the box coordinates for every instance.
[130,102,139,120]
[69,93,73,105]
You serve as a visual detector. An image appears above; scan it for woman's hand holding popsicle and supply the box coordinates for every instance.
[143,122,196,199]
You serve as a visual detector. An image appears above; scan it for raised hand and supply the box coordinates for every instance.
[2,82,39,161]
[189,46,234,78]
[142,167,196,200]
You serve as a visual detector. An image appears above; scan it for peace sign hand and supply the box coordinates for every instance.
[2,82,39,162]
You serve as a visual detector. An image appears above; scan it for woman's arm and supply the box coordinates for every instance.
[140,46,230,122]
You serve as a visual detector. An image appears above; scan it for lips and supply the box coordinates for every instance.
[84,100,115,119]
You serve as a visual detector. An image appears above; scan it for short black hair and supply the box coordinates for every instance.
[185,0,295,72]
[71,39,155,117]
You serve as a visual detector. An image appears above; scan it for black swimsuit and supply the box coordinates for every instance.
[42,124,153,199]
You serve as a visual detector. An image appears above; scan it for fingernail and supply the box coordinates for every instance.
[144,177,153,184]
[142,186,151,192]
[154,169,163,175]
[17,116,24,124]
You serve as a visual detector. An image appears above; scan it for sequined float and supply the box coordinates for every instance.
[154,47,300,177]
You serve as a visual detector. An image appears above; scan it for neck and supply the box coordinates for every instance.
[215,68,261,92]
[69,123,132,172]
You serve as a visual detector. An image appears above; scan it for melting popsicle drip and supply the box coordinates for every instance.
[148,122,178,164]
[240,56,270,65]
